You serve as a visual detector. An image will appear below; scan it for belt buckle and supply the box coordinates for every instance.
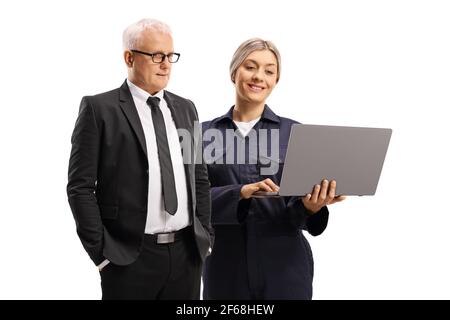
[157,232,175,244]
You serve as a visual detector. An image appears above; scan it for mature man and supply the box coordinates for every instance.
[67,18,212,300]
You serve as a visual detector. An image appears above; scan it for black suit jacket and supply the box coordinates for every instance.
[67,80,212,266]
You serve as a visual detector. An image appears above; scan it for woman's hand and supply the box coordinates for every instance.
[240,178,279,199]
[302,179,346,214]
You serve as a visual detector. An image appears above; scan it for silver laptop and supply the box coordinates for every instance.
[252,124,392,197]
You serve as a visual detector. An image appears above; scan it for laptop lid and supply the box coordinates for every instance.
[278,124,392,196]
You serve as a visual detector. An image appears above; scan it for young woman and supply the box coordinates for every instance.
[202,38,345,299]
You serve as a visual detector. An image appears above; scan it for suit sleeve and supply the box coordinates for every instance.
[67,96,104,265]
[191,102,214,246]
[284,197,329,236]
[195,160,214,244]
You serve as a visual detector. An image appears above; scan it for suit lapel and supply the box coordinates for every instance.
[164,92,194,201]
[163,91,184,129]
[119,81,148,158]
[164,92,192,172]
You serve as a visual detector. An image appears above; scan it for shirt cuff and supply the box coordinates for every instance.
[97,259,110,271]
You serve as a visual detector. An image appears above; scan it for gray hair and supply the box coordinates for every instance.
[122,18,172,50]
[230,38,281,83]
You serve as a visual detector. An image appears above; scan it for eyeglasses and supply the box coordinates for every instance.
[130,49,180,63]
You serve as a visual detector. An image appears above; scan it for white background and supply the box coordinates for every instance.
[0,0,449,299]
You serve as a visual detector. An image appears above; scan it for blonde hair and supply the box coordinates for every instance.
[122,18,172,50]
[229,38,281,83]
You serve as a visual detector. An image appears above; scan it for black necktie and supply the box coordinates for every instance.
[147,96,178,215]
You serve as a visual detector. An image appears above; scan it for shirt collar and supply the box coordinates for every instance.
[127,79,164,102]
[214,104,280,124]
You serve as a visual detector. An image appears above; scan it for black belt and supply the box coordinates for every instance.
[145,226,191,244]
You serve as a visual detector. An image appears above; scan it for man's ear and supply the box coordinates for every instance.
[124,51,133,67]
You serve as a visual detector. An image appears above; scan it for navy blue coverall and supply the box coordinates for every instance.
[202,105,329,300]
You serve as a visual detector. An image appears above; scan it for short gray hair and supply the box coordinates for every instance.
[122,18,172,50]
[230,38,281,83]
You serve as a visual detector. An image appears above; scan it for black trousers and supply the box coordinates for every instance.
[100,230,201,300]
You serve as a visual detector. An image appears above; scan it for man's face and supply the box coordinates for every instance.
[126,30,174,94]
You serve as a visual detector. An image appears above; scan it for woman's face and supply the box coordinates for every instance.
[234,49,278,105]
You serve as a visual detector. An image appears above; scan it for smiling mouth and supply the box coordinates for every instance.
[248,83,264,92]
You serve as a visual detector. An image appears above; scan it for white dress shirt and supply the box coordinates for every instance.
[127,79,190,234]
